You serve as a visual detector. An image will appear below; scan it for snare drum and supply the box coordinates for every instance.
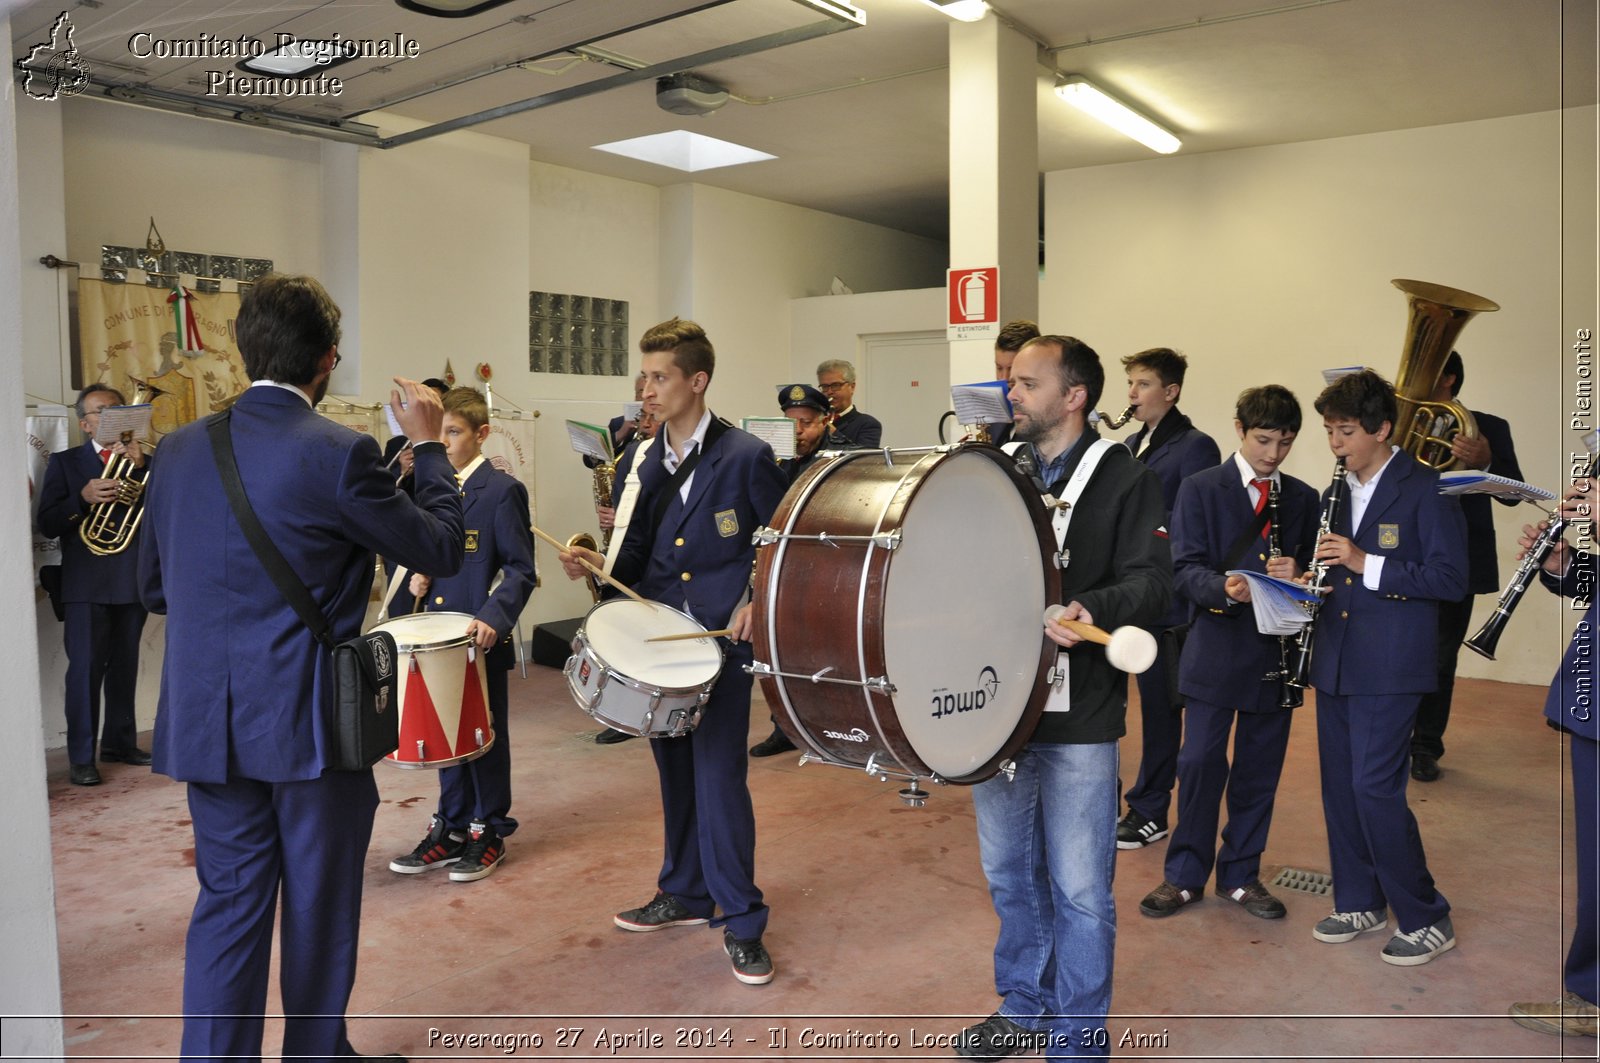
[565,599,723,737]
[373,611,494,769]
[752,444,1060,785]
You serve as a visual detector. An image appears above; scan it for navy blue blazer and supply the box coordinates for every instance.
[1173,460,1320,713]
[1309,449,1468,696]
[1461,410,1522,593]
[138,386,465,783]
[37,441,145,604]
[831,407,882,449]
[421,461,536,671]
[609,418,788,630]
[1542,551,1598,741]
[1126,408,1221,626]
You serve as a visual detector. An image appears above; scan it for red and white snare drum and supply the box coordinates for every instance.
[373,611,495,769]
[751,444,1060,793]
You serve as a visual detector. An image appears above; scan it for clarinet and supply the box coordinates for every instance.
[1287,456,1348,689]
[1262,480,1305,708]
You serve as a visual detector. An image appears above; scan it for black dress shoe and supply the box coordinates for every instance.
[69,763,102,786]
[749,730,797,758]
[1410,752,1441,783]
[100,746,152,766]
[595,727,636,745]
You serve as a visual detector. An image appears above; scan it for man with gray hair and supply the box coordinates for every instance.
[816,358,882,448]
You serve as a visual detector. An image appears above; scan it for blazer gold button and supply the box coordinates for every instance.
[434,595,444,605]
[681,572,691,582]
[1341,610,1349,619]
[675,537,684,547]
[1345,577,1352,585]
[1258,553,1267,561]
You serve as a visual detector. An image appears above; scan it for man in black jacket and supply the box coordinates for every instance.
[956,335,1171,1061]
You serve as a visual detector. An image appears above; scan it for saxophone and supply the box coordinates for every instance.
[1261,479,1304,709]
[1287,457,1347,689]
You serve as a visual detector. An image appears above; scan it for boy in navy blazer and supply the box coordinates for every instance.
[36,383,152,785]
[1509,479,1600,1035]
[1118,347,1221,849]
[139,274,464,1061]
[391,387,536,882]
[561,318,788,986]
[1306,370,1466,966]
[1138,386,1319,921]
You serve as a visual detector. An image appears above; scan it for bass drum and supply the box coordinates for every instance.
[751,443,1059,785]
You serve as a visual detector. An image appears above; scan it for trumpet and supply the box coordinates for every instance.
[1261,480,1305,708]
[1090,405,1135,430]
[80,385,154,556]
[1287,456,1347,689]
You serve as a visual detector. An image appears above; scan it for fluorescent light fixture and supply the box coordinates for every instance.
[1055,76,1181,155]
[240,41,352,76]
[593,131,775,173]
[917,0,989,21]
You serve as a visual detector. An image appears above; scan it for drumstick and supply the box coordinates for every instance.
[529,523,652,606]
[645,628,736,643]
[1042,604,1159,674]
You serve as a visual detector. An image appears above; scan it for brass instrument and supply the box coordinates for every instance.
[79,384,154,556]
[1262,479,1305,708]
[1465,453,1599,659]
[592,459,617,551]
[1391,279,1499,471]
[1091,405,1135,430]
[1287,457,1347,689]
[566,532,603,603]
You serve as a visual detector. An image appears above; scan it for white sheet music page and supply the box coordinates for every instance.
[566,419,613,462]
[93,404,153,446]
[951,381,1011,427]
[741,417,796,460]
[1225,570,1319,636]
[1436,472,1556,503]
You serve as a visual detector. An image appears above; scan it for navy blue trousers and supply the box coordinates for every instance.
[1316,691,1448,933]
[1164,699,1293,892]
[1125,627,1181,824]
[438,664,517,837]
[651,641,767,941]
[1569,731,1599,1005]
[181,770,379,1063]
[62,601,146,764]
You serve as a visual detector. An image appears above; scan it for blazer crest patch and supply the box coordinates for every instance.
[715,509,739,538]
[464,529,480,553]
[1377,523,1399,550]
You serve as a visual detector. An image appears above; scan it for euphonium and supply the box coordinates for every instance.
[80,384,154,557]
[1287,456,1347,689]
[1391,278,1498,471]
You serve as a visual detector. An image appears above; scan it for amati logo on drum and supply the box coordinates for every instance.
[931,666,1001,720]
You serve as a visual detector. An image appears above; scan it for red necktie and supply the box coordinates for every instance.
[99,448,112,466]
[1252,478,1272,540]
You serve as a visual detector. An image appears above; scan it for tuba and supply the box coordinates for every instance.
[1391,279,1498,471]
[79,383,155,556]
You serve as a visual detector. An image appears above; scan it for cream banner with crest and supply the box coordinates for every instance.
[77,279,250,437]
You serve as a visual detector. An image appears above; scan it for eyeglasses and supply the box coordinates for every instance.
[331,350,342,369]
[818,381,851,392]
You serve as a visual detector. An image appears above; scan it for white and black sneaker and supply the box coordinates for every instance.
[1381,915,1455,966]
[448,822,505,882]
[1312,908,1388,943]
[1115,809,1168,850]
[389,814,466,875]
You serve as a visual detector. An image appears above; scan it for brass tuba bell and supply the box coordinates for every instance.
[1390,278,1498,471]
[79,382,157,556]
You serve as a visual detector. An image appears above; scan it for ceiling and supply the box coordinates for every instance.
[9,0,1594,240]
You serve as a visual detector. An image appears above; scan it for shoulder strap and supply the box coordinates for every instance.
[648,416,731,532]
[1221,506,1272,572]
[206,411,335,648]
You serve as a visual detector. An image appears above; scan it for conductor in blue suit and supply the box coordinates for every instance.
[1509,479,1600,1037]
[1306,369,1466,967]
[139,274,465,1062]
[560,317,789,986]
[36,383,153,786]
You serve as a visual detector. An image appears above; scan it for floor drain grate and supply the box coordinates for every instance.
[1270,866,1333,896]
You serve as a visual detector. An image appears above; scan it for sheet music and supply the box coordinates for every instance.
[1437,471,1556,503]
[566,419,613,462]
[1225,570,1320,636]
[382,400,403,439]
[951,381,1011,426]
[741,416,796,460]
[92,404,153,446]
[623,401,643,424]
[1320,366,1367,386]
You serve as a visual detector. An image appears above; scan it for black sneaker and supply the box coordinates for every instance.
[595,727,636,745]
[954,1013,1044,1060]
[389,814,466,874]
[1217,880,1288,920]
[722,929,774,985]
[448,822,505,882]
[1116,809,1168,849]
[613,893,710,932]
[749,730,797,758]
[1139,881,1201,918]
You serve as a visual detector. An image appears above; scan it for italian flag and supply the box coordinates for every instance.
[167,284,203,353]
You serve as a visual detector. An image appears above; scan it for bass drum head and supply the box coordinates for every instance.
[582,598,722,689]
[880,450,1048,780]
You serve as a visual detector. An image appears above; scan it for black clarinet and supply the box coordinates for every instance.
[1287,456,1347,689]
[1261,480,1305,708]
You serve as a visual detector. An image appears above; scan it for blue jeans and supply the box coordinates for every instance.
[973,740,1118,1060]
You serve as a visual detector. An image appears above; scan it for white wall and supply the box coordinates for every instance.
[789,285,947,401]
[1043,106,1597,685]
[0,17,66,1055]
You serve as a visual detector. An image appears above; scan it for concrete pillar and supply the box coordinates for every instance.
[947,14,1038,386]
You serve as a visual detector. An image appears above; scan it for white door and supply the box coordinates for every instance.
[859,331,950,449]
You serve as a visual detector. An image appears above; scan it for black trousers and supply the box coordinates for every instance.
[1410,594,1475,759]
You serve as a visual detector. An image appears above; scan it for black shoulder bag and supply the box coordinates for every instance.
[206,411,399,770]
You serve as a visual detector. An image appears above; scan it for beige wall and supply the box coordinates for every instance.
[1044,106,1597,686]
